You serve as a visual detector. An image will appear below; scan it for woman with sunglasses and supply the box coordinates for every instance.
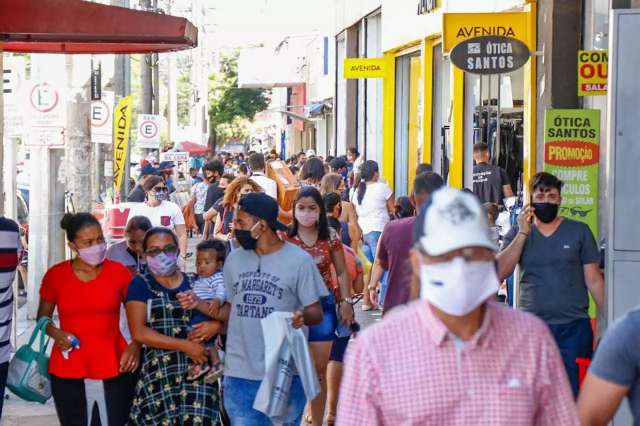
[125,227,221,425]
[213,176,262,243]
[37,213,139,426]
[128,175,189,268]
[282,187,355,426]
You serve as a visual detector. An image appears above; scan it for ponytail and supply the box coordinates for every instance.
[356,160,379,205]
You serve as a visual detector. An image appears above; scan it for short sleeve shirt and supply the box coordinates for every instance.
[40,260,132,379]
[223,242,328,380]
[378,217,416,314]
[502,219,600,324]
[351,182,393,234]
[589,307,640,422]
[193,182,209,214]
[472,163,510,204]
[283,230,343,291]
[127,200,185,230]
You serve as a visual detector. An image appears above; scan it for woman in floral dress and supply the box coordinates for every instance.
[125,227,222,425]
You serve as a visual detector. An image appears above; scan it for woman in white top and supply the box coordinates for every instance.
[350,160,394,308]
[127,175,189,265]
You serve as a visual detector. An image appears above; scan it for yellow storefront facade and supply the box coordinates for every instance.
[376,0,538,196]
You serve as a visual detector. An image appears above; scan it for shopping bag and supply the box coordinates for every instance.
[356,246,372,275]
[7,317,52,403]
[253,312,320,424]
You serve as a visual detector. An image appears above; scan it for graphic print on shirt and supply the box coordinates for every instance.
[440,197,475,225]
[231,271,285,319]
[160,216,171,227]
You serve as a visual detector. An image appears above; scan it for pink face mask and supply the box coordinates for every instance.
[295,210,320,227]
[77,243,107,266]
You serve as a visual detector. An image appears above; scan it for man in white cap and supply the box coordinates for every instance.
[337,187,578,425]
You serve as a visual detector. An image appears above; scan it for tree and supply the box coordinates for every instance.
[177,72,193,128]
[208,51,270,153]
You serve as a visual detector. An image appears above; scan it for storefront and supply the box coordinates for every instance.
[380,1,537,195]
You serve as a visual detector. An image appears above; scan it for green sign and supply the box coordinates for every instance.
[543,109,600,239]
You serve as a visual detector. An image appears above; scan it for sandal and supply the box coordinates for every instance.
[326,413,336,426]
[304,414,313,425]
[204,362,224,384]
[361,304,374,311]
[187,363,210,381]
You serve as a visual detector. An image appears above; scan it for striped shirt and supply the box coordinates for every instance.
[193,272,225,303]
[0,218,22,364]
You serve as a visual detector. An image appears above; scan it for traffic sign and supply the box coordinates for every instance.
[91,91,115,144]
[137,114,162,149]
[25,81,65,147]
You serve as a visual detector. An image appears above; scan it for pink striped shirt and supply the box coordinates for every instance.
[337,300,579,425]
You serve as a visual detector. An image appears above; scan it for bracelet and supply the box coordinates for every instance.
[518,231,529,238]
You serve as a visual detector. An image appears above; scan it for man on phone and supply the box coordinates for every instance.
[497,172,604,397]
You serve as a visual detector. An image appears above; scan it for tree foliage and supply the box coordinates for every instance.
[177,72,193,128]
[208,51,270,150]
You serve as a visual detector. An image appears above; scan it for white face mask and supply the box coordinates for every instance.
[419,257,498,316]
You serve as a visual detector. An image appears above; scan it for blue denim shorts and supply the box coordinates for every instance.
[308,294,338,342]
[223,375,306,426]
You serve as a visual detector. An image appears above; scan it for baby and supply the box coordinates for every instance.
[179,240,227,383]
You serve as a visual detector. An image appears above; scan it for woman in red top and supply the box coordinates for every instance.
[37,213,140,426]
[282,186,354,426]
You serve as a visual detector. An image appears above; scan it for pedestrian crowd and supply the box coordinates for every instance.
[0,146,631,425]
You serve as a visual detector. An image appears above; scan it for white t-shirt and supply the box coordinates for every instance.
[353,155,365,173]
[351,181,393,234]
[127,201,185,230]
[251,173,278,200]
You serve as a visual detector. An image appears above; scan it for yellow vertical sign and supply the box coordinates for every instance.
[113,96,133,193]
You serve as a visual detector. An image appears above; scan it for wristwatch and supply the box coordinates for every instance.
[342,297,356,305]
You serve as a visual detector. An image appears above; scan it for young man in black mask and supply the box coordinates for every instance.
[497,172,604,397]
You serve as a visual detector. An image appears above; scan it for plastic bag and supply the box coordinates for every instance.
[253,312,320,424]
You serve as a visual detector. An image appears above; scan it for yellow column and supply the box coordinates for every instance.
[382,52,396,189]
[422,38,435,164]
[407,57,422,194]
[523,1,537,198]
[449,67,465,188]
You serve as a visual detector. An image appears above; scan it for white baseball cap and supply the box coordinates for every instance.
[305,149,316,158]
[412,187,498,256]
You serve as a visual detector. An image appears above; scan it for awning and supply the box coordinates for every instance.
[307,100,333,118]
[0,0,197,54]
[174,141,208,156]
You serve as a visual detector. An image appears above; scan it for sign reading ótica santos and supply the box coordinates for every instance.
[450,36,530,75]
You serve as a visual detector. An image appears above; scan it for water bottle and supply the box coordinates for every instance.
[62,335,80,360]
[335,322,352,338]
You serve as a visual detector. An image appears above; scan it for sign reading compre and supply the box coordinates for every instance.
[113,96,133,193]
[443,12,531,53]
[137,114,162,148]
[344,58,387,79]
[544,109,600,239]
[450,36,530,75]
[578,50,608,96]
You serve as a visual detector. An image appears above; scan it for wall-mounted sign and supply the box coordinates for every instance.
[113,96,133,193]
[160,151,189,163]
[544,109,600,239]
[450,36,530,75]
[91,90,114,144]
[137,114,162,149]
[343,58,387,79]
[578,50,608,96]
[417,0,437,15]
[25,81,66,147]
[443,12,530,53]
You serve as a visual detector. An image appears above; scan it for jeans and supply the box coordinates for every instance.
[547,318,593,398]
[363,231,382,263]
[378,272,389,307]
[223,375,307,426]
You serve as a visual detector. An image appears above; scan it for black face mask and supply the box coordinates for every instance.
[234,230,257,250]
[532,202,559,223]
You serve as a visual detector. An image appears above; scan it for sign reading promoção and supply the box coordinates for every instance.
[544,109,600,239]
[450,36,530,75]
[578,50,608,96]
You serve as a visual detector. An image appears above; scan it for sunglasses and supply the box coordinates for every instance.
[146,245,178,257]
[152,186,168,192]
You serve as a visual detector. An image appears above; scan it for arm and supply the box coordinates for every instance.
[385,195,396,217]
[584,263,605,315]
[577,374,628,426]
[496,205,534,281]
[345,203,362,249]
[213,213,229,241]
[331,247,355,325]
[302,301,323,326]
[175,224,188,260]
[368,259,385,306]
[126,301,207,363]
[37,300,73,351]
[353,270,365,294]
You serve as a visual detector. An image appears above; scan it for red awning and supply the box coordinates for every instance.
[175,141,209,156]
[0,0,197,54]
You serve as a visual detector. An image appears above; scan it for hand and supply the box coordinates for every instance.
[52,328,74,351]
[177,291,199,310]
[207,300,221,318]
[119,342,141,373]
[187,321,221,342]
[182,340,208,364]
[517,205,535,235]
[339,302,354,327]
[291,310,305,329]
[369,287,379,307]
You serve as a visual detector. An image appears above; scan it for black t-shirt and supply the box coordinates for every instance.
[204,182,225,212]
[472,163,510,204]
[127,185,146,203]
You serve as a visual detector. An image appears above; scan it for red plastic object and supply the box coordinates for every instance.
[577,357,592,388]
[105,207,131,241]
